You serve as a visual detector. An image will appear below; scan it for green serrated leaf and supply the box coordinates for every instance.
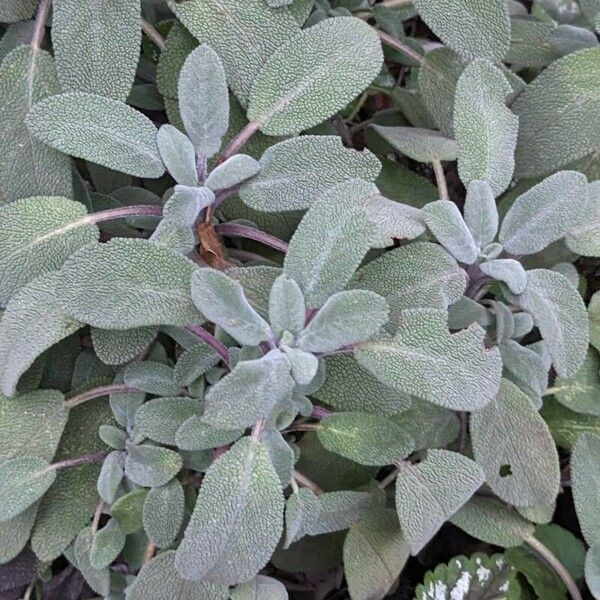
[27,92,165,178]
[248,17,383,135]
[372,125,458,163]
[124,443,182,488]
[355,309,502,411]
[157,124,199,187]
[57,238,204,329]
[471,379,560,507]
[143,478,185,547]
[175,437,284,584]
[135,397,200,446]
[52,0,140,101]
[395,450,484,554]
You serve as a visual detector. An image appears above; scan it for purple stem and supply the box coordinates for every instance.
[65,384,141,409]
[52,451,109,471]
[311,406,331,419]
[214,223,289,253]
[186,325,230,364]
[31,0,52,50]
[218,120,261,164]
[88,205,163,224]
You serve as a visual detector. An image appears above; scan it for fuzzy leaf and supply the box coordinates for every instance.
[422,200,478,264]
[0,1,37,22]
[143,479,185,547]
[92,327,158,366]
[127,550,228,600]
[566,180,600,257]
[27,92,165,178]
[572,432,600,547]
[586,546,600,600]
[395,450,485,554]
[175,437,284,584]
[124,362,180,397]
[471,379,560,507]
[0,196,98,306]
[0,273,82,396]
[90,518,126,570]
[281,346,318,386]
[203,350,294,429]
[298,290,388,354]
[157,125,199,187]
[364,195,426,247]
[0,46,72,203]
[168,0,299,106]
[205,155,260,191]
[463,180,499,249]
[72,526,110,595]
[355,309,502,411]
[504,269,588,377]
[248,17,383,135]
[230,575,288,600]
[57,238,204,329]
[191,268,271,345]
[451,496,534,548]
[178,44,229,158]
[97,451,124,504]
[173,341,221,386]
[175,416,243,451]
[552,348,600,416]
[454,60,517,196]
[318,412,414,466]
[124,443,183,488]
[110,488,148,534]
[307,491,380,536]
[500,340,549,403]
[351,242,466,319]
[284,488,321,548]
[52,0,140,101]
[480,259,527,294]
[499,171,589,255]
[513,48,600,179]
[135,397,200,445]
[413,0,510,61]
[0,457,56,522]
[269,274,306,337]
[239,136,381,212]
[284,179,377,308]
[343,508,409,600]
[372,125,458,163]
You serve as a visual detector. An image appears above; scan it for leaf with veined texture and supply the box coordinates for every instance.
[480,259,527,294]
[297,290,388,354]
[454,59,518,196]
[0,273,83,396]
[572,432,600,547]
[178,44,229,158]
[91,327,158,366]
[168,0,299,106]
[248,17,383,135]
[157,125,199,187]
[413,0,510,62]
[284,488,321,548]
[203,350,294,429]
[124,443,182,488]
[566,180,600,257]
[463,180,498,249]
[239,136,381,212]
[422,200,479,264]
[585,545,600,600]
[173,341,221,386]
[57,238,204,329]
[371,125,458,163]
[135,397,200,446]
[355,308,502,411]
[268,274,305,338]
[0,1,37,22]
[90,518,126,570]
[26,92,165,178]
[124,362,180,397]
[230,575,288,600]
[499,171,589,256]
[364,195,426,248]
[143,479,185,548]
[552,348,600,416]
[0,46,72,204]
[191,268,272,345]
[205,155,260,191]
[52,0,141,101]
[395,450,484,554]
[284,179,377,308]
[128,551,228,600]
[471,379,560,507]
[504,269,588,377]
[0,196,98,306]
[175,415,243,451]
[175,437,284,584]
[513,48,600,179]
[97,451,124,504]
[343,508,410,600]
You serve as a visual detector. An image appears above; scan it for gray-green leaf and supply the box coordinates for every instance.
[269,274,306,338]
[372,125,458,163]
[143,479,185,547]
[463,180,499,248]
[157,125,199,187]
[135,397,200,446]
[480,258,527,294]
[552,348,600,416]
[90,518,126,570]
[205,155,260,191]
[124,443,182,488]
[572,432,600,547]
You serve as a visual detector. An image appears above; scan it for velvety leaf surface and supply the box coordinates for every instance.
[124,443,182,488]
[572,432,600,547]
[205,155,260,191]
[143,479,185,547]
[372,125,458,163]
[463,180,499,249]
[552,348,600,416]
[157,125,198,187]
[91,327,157,366]
[566,180,600,257]
[135,397,200,446]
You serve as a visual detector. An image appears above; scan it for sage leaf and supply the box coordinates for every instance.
[52,0,141,101]
[268,274,306,338]
[499,171,589,255]
[0,46,72,204]
[480,258,527,294]
[205,155,260,191]
[395,450,484,554]
[124,362,180,397]
[513,48,600,178]
[284,179,377,308]
[191,268,272,345]
[372,125,458,163]
[91,327,158,366]
[586,546,600,600]
[173,341,221,386]
[364,195,426,248]
[454,59,518,196]
[422,200,479,264]
[124,443,183,488]
[0,1,37,22]
[90,518,126,570]
[552,348,600,416]
[230,575,288,600]
[413,0,510,62]
[284,488,321,548]
[178,44,229,159]
[566,180,600,257]
[27,92,165,178]
[175,416,243,452]
[248,17,383,135]
[471,379,560,507]
[110,488,148,534]
[355,308,502,411]
[157,125,199,187]
[504,269,588,377]
[57,238,204,329]
[572,432,600,547]
[135,397,200,446]
[239,136,381,212]
[97,451,124,504]
[0,457,56,522]
[143,479,185,547]
[203,350,294,429]
[175,437,284,584]
[463,180,499,248]
[281,346,319,386]
[72,526,110,595]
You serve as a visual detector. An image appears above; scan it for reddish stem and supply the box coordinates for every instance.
[218,121,261,165]
[89,205,163,224]
[186,325,230,364]
[52,451,109,471]
[214,223,289,253]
